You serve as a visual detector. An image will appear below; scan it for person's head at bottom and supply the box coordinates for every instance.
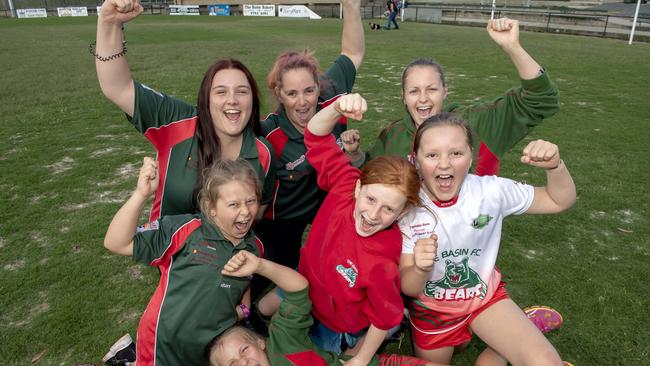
[209,326,268,366]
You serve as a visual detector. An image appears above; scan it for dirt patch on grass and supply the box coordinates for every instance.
[4,259,25,271]
[613,209,640,225]
[47,156,75,175]
[118,310,141,325]
[127,265,144,280]
[31,231,49,248]
[63,190,131,211]
[117,163,139,178]
[91,147,118,157]
[0,237,4,249]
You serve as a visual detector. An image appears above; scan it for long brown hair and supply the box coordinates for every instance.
[194,59,261,203]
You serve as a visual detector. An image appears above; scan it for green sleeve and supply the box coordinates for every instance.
[366,133,386,162]
[457,71,560,158]
[128,81,197,134]
[132,215,193,265]
[267,289,338,365]
[323,55,357,98]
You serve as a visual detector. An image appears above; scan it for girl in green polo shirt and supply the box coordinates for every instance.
[104,157,264,366]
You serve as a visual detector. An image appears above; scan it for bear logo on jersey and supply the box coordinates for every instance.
[424,257,487,300]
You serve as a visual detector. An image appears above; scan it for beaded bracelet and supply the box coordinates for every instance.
[238,303,251,319]
[89,41,128,62]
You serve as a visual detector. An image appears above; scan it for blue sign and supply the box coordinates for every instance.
[208,5,230,16]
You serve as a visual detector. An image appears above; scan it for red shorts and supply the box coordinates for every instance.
[411,281,510,350]
[379,353,431,366]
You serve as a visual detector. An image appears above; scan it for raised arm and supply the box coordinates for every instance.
[95,0,143,116]
[104,157,159,255]
[222,250,308,293]
[520,140,576,214]
[341,0,365,70]
[307,93,367,136]
[487,18,541,80]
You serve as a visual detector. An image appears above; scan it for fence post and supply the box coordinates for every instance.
[454,7,457,22]
[603,15,609,37]
[546,12,551,32]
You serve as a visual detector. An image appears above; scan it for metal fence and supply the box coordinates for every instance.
[2,0,648,42]
[398,5,650,41]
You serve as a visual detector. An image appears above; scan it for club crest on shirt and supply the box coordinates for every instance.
[336,262,358,288]
[471,214,493,229]
[285,155,306,171]
[424,257,487,300]
[136,220,159,233]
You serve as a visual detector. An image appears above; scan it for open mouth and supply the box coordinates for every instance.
[294,108,312,123]
[234,219,251,233]
[450,274,460,284]
[360,215,379,233]
[224,109,241,121]
[416,106,432,120]
[436,174,454,191]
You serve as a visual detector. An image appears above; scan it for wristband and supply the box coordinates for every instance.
[239,303,251,319]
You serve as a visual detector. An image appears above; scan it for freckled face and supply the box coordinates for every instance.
[353,182,408,237]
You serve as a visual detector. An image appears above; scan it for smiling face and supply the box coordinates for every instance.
[415,125,473,203]
[353,181,408,237]
[402,65,448,128]
[277,68,320,134]
[208,180,259,245]
[210,330,269,366]
[209,68,253,139]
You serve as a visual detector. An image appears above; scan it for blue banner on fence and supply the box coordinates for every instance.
[208,5,230,16]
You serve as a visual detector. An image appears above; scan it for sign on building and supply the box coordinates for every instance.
[243,4,275,16]
[17,8,47,18]
[57,7,88,16]
[169,5,200,15]
[278,5,321,19]
[208,4,230,16]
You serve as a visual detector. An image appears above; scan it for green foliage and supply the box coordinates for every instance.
[0,15,648,365]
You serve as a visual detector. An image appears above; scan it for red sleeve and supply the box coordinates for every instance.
[304,129,360,195]
[364,263,404,330]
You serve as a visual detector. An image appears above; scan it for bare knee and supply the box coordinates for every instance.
[515,345,563,366]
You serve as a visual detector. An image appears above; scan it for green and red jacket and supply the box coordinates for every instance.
[133,213,263,366]
[261,55,356,221]
[129,81,275,220]
[367,71,560,175]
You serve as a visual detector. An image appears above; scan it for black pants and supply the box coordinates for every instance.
[251,217,310,301]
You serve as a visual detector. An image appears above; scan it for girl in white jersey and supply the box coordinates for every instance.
[398,112,576,365]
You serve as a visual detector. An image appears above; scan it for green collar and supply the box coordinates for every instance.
[277,107,305,141]
[239,125,261,159]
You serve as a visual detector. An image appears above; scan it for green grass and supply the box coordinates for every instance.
[1,15,649,365]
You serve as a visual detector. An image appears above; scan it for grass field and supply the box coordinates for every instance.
[0,14,649,365]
